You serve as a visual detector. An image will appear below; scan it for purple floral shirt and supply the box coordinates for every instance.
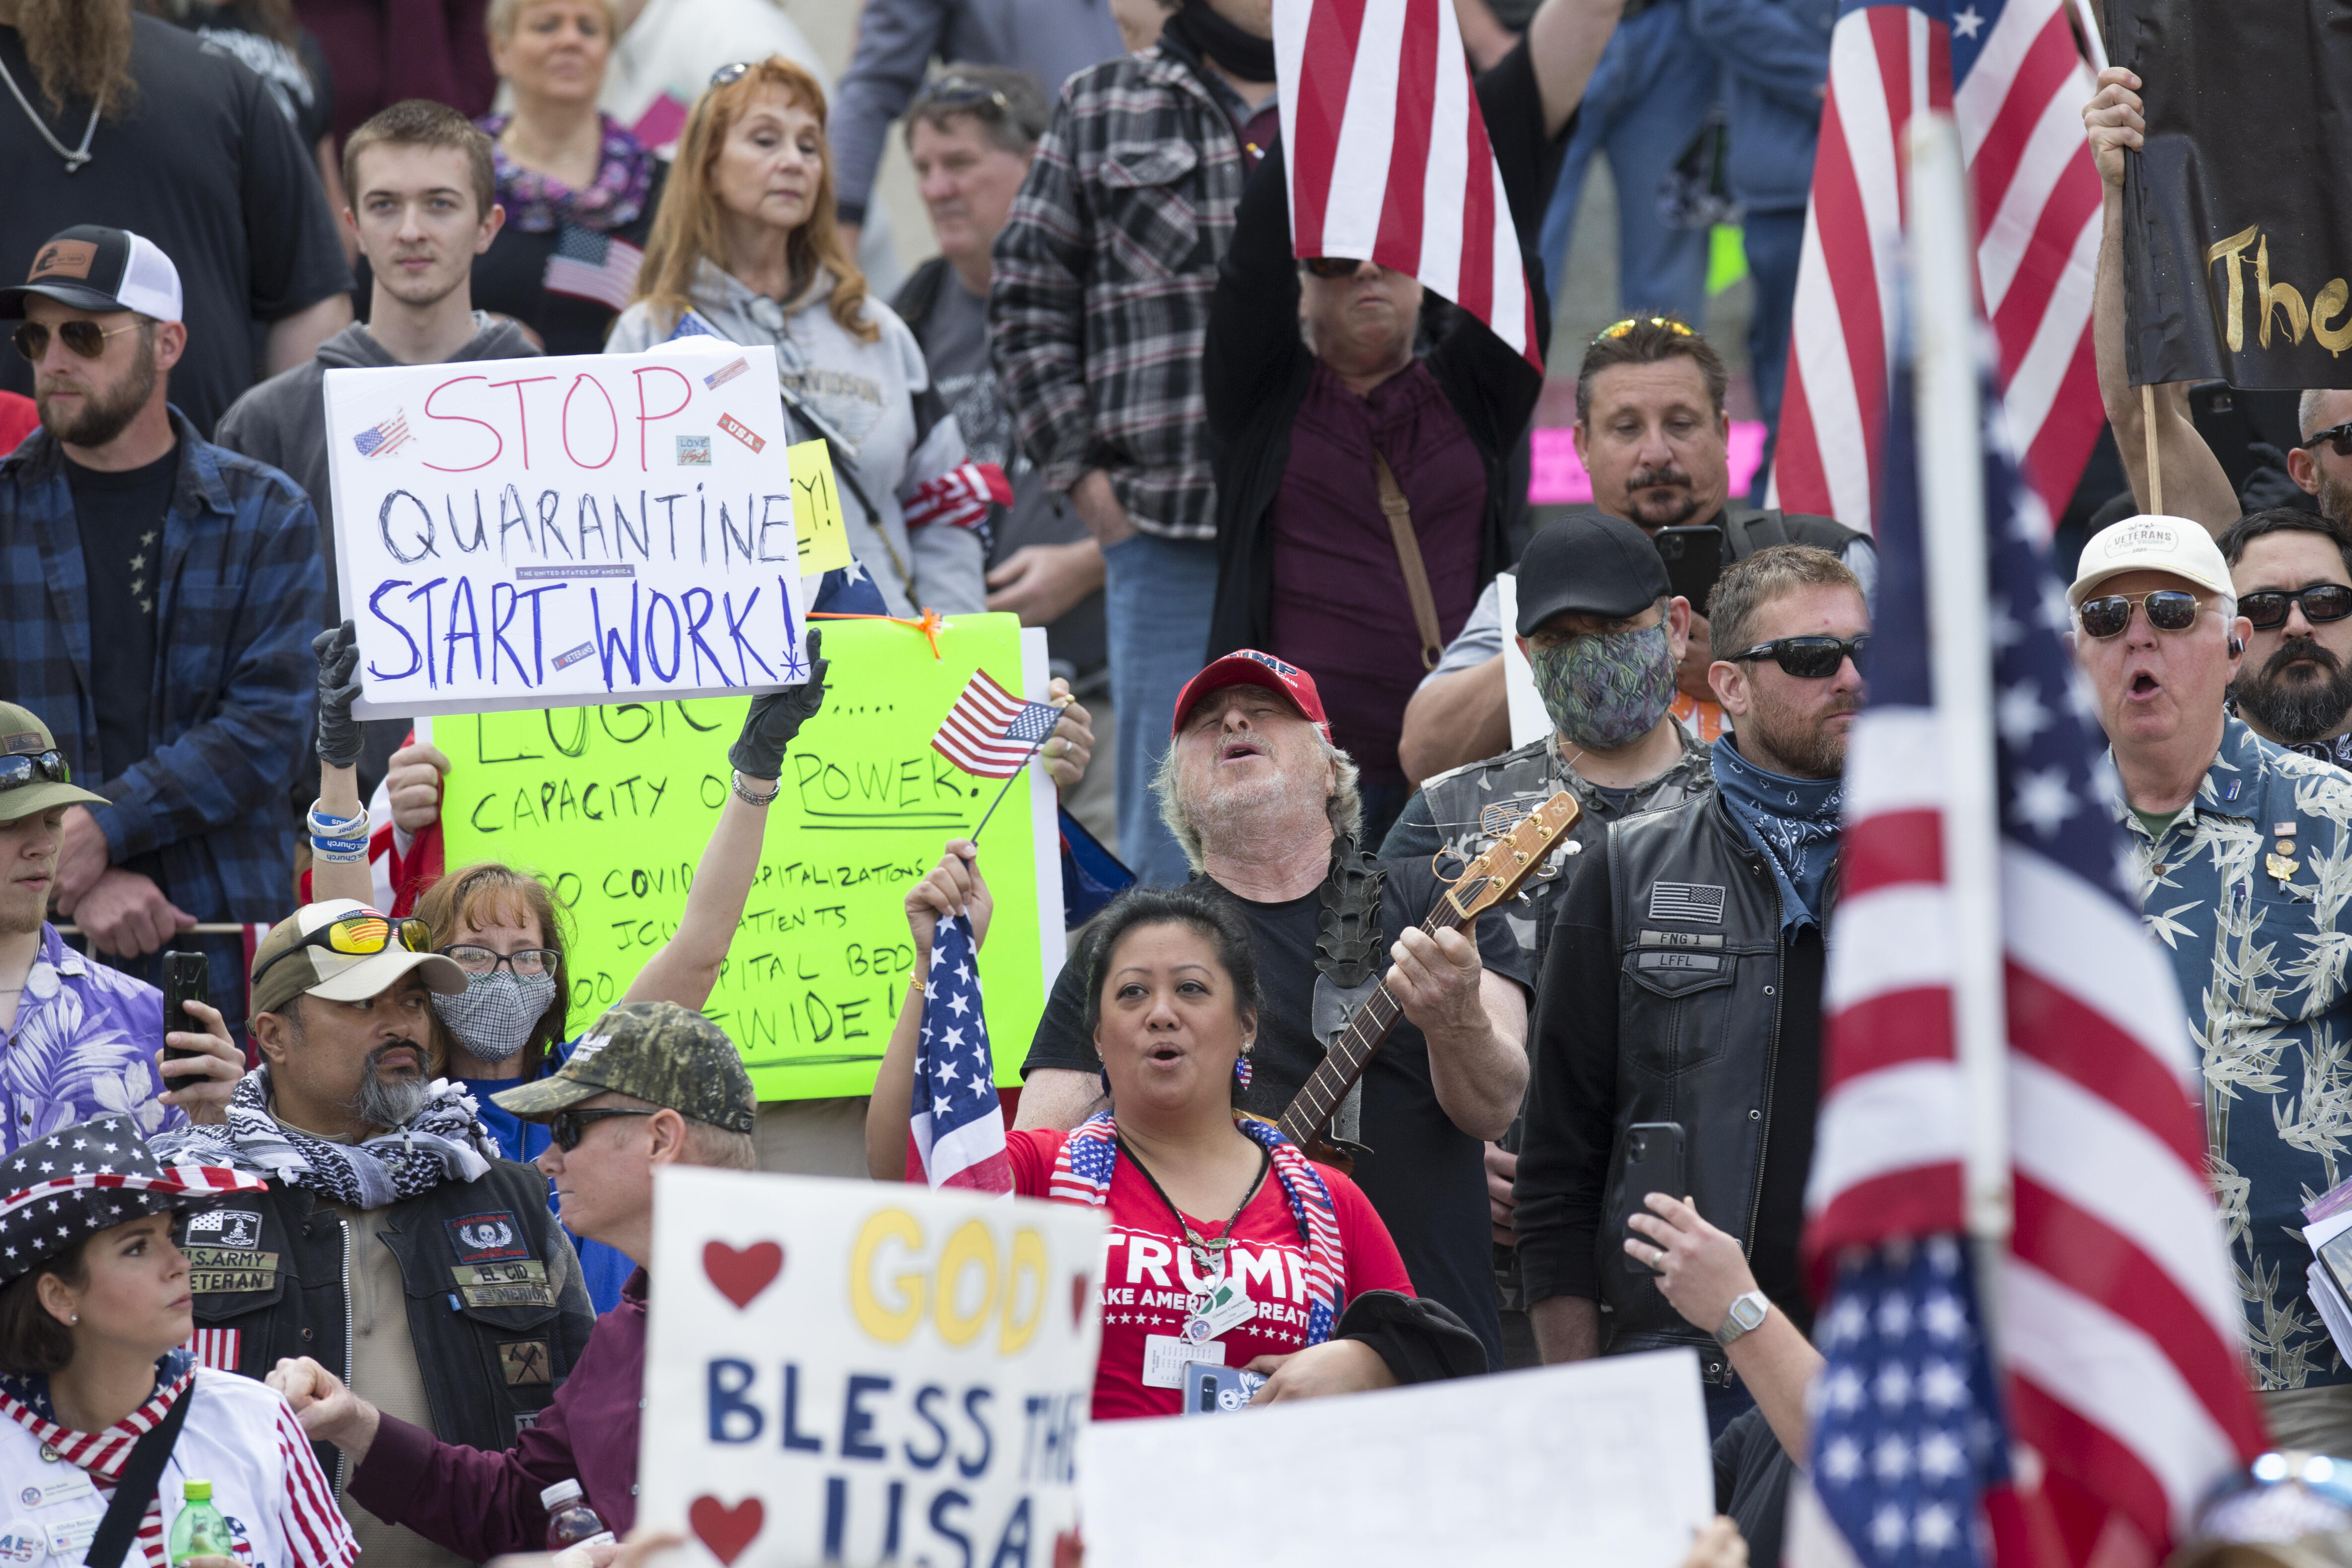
[0,925,182,1151]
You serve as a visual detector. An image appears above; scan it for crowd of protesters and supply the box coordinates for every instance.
[4,0,2352,1565]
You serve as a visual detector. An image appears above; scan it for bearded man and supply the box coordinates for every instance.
[2218,509,2352,771]
[0,227,327,1033]
[1015,651,1535,1366]
[1515,544,1867,1438]
[155,901,596,1568]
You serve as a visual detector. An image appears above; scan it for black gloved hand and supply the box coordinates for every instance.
[729,629,829,781]
[312,620,364,769]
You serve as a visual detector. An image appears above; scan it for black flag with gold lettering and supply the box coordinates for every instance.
[2112,0,2352,389]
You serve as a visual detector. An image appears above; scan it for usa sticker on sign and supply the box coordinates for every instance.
[639,1169,1103,1568]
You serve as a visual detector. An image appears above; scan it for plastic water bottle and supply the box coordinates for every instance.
[541,1481,615,1552]
[167,1481,232,1565]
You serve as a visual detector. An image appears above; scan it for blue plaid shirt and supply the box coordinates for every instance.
[0,408,326,930]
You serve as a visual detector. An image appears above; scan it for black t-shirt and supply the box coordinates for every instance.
[0,16,352,436]
[63,445,176,781]
[1021,859,1533,1367]
[1714,1408,1794,1568]
[164,5,337,151]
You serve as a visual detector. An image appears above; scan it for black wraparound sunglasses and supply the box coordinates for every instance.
[2300,420,2352,458]
[0,750,71,794]
[2239,583,2352,631]
[550,1107,656,1151]
[1733,635,1871,679]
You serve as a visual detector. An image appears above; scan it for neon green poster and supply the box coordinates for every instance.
[437,613,1061,1100]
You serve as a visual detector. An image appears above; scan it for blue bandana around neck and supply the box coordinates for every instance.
[1711,732,1844,930]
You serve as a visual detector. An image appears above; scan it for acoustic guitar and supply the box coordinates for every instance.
[1275,790,1583,1159]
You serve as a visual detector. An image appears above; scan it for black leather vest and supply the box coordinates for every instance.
[186,1160,595,1479]
[1596,793,1790,1376]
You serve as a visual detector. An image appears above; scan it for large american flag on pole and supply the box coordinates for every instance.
[1804,301,2263,1562]
[1770,0,2105,534]
[1272,0,1540,367]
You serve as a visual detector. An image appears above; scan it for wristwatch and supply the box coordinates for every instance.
[1714,1290,1770,1348]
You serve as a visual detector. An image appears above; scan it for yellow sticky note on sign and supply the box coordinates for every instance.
[787,438,853,576]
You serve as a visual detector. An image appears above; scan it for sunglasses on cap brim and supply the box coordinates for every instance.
[250,912,433,986]
[0,750,71,794]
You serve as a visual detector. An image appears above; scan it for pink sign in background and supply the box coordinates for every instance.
[1528,421,1767,505]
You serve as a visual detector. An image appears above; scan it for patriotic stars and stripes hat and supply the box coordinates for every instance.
[0,1115,266,1283]
[1169,650,1331,738]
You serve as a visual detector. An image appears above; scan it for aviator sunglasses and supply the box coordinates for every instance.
[10,320,140,362]
[2074,589,2208,640]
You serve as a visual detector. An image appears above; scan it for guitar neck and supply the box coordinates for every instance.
[1277,902,1459,1149]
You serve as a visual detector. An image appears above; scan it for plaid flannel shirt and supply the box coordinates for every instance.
[0,409,326,926]
[989,39,1254,541]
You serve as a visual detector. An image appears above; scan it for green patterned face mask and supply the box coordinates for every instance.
[1530,624,1677,751]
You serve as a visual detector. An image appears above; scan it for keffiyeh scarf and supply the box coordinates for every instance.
[1711,732,1844,931]
[154,1069,494,1208]
[1047,1111,1346,1344]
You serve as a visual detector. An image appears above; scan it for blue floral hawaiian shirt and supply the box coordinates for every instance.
[2120,717,2352,1390]
[0,925,183,1153]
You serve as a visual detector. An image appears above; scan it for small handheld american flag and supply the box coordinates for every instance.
[543,225,645,312]
[911,913,1011,1195]
[932,671,1060,780]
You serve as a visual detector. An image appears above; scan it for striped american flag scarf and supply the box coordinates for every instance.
[1047,1111,1346,1343]
[0,1351,195,1567]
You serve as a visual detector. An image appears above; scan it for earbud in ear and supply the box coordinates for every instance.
[2230,638,2246,655]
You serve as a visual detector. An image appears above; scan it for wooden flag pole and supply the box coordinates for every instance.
[2142,382,2166,514]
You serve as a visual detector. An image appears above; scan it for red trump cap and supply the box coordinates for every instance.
[1169,650,1330,737]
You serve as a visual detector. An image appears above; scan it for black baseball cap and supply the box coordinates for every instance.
[1513,512,1673,635]
[0,226,184,322]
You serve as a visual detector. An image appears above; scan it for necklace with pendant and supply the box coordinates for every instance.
[0,55,98,174]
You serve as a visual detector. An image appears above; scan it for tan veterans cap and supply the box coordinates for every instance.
[2068,514,2235,606]
[492,1000,756,1135]
[0,703,106,823]
[248,899,468,1020]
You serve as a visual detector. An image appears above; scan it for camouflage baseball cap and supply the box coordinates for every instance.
[491,1000,755,1135]
[0,703,106,823]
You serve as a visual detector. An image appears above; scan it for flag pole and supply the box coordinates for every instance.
[968,733,1051,842]
[1906,115,2013,1259]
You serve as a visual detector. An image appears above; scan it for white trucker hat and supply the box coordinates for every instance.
[0,226,183,323]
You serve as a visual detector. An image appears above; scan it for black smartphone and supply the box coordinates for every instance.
[1653,525,1725,613]
[161,951,209,1062]
[1620,1121,1687,1275]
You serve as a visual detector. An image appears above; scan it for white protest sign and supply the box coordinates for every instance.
[323,344,808,716]
[1081,1347,1712,1568]
[1494,572,1549,748]
[640,1169,1104,1568]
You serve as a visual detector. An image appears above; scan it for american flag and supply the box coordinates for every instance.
[353,411,410,458]
[931,670,1059,780]
[543,225,645,312]
[911,914,1011,1194]
[1771,0,2104,533]
[184,1326,242,1372]
[902,460,1013,533]
[1272,0,1540,366]
[1803,313,2263,1561]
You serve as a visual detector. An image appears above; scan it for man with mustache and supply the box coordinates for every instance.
[2218,509,2352,771]
[0,227,326,1025]
[153,900,596,1568]
[1516,545,1866,1437]
[1397,318,1875,785]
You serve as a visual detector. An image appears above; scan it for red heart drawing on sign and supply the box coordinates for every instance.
[1070,1271,1090,1326]
[689,1496,764,1565]
[703,1240,783,1309]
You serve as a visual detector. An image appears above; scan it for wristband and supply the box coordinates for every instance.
[731,770,782,807]
[308,801,371,864]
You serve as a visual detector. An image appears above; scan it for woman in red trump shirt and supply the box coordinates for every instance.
[869,844,1466,1420]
